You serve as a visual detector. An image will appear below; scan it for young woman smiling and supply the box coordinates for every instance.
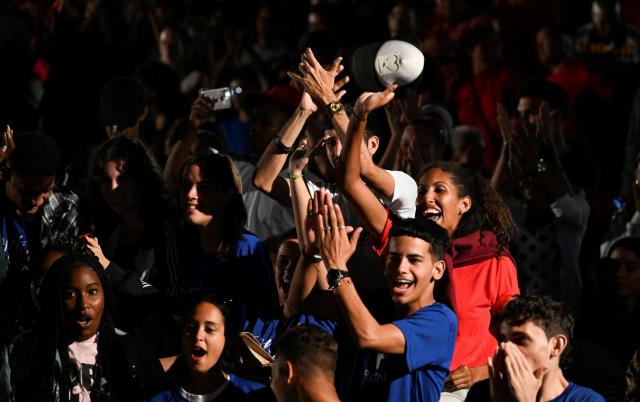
[175,151,278,325]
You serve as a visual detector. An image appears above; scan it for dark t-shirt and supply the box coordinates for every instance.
[175,231,279,325]
[149,374,272,402]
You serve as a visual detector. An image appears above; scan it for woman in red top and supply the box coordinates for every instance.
[339,85,519,399]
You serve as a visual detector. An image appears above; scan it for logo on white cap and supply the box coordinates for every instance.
[374,40,424,87]
[376,53,401,75]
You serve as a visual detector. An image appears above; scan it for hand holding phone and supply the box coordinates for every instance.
[200,87,233,111]
[199,86,242,111]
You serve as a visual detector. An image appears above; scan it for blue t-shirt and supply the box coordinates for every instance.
[149,374,272,402]
[176,231,279,321]
[242,313,337,355]
[549,382,605,402]
[346,302,457,402]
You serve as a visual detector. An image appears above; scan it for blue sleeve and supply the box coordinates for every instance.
[294,314,337,337]
[392,304,457,372]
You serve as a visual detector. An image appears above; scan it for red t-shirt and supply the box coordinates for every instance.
[373,216,520,370]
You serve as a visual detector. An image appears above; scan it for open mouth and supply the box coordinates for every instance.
[191,346,206,361]
[390,279,415,295]
[75,316,93,329]
[422,208,442,221]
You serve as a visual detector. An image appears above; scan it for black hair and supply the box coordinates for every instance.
[607,237,640,259]
[389,216,450,261]
[420,162,516,250]
[499,294,574,366]
[8,131,60,177]
[518,80,569,118]
[90,136,171,230]
[183,296,238,373]
[272,324,337,377]
[33,236,95,287]
[179,151,246,251]
[42,236,94,260]
[28,253,118,401]
[408,117,448,149]
[277,228,299,247]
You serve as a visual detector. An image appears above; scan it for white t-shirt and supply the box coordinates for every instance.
[68,334,99,402]
[306,169,417,225]
[237,157,417,238]
[236,160,296,240]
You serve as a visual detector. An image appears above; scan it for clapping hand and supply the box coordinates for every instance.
[314,190,361,269]
[288,48,349,106]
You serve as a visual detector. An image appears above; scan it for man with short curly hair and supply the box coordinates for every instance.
[489,295,604,401]
[0,131,81,342]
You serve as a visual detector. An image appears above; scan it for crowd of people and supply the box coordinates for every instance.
[1,0,640,401]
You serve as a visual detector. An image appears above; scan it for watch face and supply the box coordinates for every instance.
[327,269,346,287]
[329,102,343,114]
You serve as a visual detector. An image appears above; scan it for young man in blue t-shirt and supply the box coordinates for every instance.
[314,195,457,402]
[489,294,604,402]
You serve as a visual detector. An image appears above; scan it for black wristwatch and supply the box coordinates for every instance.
[272,136,293,154]
[327,101,344,116]
[327,268,350,290]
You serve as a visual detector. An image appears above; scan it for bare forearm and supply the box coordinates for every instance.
[290,175,311,251]
[330,110,349,143]
[333,277,405,353]
[253,108,313,192]
[341,114,388,235]
[287,257,319,315]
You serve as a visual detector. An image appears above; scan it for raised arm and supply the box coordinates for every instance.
[252,92,316,207]
[164,95,215,189]
[316,196,405,353]
[288,136,329,252]
[294,48,396,200]
[286,189,338,319]
[339,85,398,238]
[289,48,349,142]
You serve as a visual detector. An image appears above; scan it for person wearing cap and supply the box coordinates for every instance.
[99,76,148,139]
[255,47,418,224]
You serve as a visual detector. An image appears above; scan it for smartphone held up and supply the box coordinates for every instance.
[200,86,243,111]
